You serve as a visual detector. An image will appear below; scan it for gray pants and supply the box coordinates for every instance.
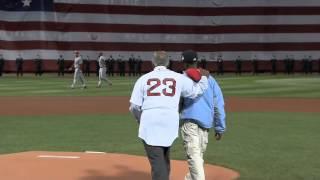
[71,68,86,88]
[143,141,171,180]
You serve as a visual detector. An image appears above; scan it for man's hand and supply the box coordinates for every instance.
[215,132,222,141]
[199,68,210,77]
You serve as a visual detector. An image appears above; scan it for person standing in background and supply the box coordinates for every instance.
[318,57,320,74]
[302,56,308,74]
[57,54,65,77]
[217,55,224,75]
[117,55,122,76]
[307,56,313,74]
[200,56,207,69]
[128,54,136,76]
[284,55,290,74]
[136,56,143,76]
[0,54,4,76]
[235,56,242,75]
[121,55,126,77]
[289,55,295,74]
[34,54,43,76]
[108,55,115,77]
[252,55,258,75]
[270,55,277,74]
[16,54,24,77]
[83,56,90,77]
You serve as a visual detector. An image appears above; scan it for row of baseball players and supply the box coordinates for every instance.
[70,51,112,89]
[129,50,226,180]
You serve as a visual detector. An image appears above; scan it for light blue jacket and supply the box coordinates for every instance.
[181,76,226,133]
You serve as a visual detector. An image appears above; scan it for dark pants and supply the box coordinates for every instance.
[58,68,64,76]
[16,66,23,77]
[0,65,3,76]
[143,141,171,180]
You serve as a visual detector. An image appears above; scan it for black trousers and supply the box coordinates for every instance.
[143,141,171,180]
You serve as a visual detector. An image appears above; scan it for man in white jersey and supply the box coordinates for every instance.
[70,51,86,89]
[97,52,112,88]
[129,51,209,180]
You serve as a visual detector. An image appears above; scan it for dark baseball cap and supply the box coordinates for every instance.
[182,50,198,63]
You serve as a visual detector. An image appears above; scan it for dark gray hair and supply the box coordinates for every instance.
[152,51,169,67]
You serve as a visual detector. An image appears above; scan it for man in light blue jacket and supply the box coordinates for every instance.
[180,50,226,180]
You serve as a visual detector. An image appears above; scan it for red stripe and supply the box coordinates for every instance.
[54,3,320,16]
[1,41,320,51]
[2,21,320,34]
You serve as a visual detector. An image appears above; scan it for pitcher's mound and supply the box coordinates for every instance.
[0,151,239,180]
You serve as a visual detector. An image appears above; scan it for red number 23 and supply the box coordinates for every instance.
[147,78,176,97]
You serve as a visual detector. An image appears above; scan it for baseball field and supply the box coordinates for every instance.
[0,73,319,179]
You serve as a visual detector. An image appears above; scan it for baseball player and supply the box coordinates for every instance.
[70,51,86,89]
[180,50,226,180]
[129,51,209,180]
[97,52,112,88]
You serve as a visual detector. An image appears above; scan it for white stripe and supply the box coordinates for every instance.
[54,0,320,7]
[37,155,80,159]
[1,50,320,61]
[85,151,106,154]
[2,31,320,43]
[1,11,320,25]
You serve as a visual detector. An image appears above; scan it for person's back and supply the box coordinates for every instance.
[181,76,225,130]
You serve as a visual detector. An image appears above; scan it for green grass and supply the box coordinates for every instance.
[0,113,319,180]
[0,73,320,97]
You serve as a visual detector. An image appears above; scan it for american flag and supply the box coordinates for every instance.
[1,0,320,70]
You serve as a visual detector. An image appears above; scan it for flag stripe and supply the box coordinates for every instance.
[1,40,320,52]
[2,21,320,34]
[54,3,320,16]
[53,0,320,8]
[3,11,320,26]
[3,31,320,44]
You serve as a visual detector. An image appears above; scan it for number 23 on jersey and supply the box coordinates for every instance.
[147,78,176,97]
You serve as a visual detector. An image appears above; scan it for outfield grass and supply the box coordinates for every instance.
[0,113,319,180]
[0,73,319,97]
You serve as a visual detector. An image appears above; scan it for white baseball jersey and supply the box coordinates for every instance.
[74,56,82,69]
[129,66,208,147]
[98,56,107,68]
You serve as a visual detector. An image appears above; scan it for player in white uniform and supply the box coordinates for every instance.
[71,51,86,89]
[129,51,209,180]
[97,53,112,88]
